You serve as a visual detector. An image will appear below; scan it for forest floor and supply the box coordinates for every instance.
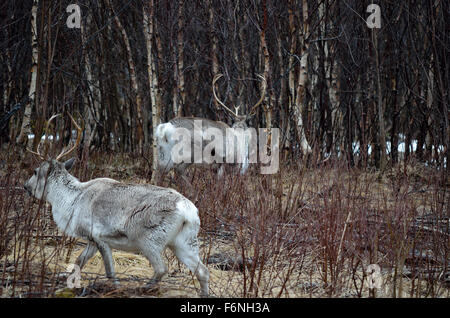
[0,148,448,298]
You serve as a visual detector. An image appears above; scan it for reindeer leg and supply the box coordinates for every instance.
[95,240,118,284]
[75,241,98,270]
[140,245,168,290]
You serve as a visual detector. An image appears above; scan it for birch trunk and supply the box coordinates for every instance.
[425,56,434,161]
[176,0,185,112]
[260,0,272,133]
[172,47,180,117]
[287,2,296,153]
[2,51,11,107]
[208,0,220,115]
[144,0,162,183]
[107,0,145,152]
[329,50,342,155]
[276,27,288,153]
[239,6,250,108]
[373,28,387,170]
[80,14,98,152]
[171,1,181,118]
[295,0,312,154]
[321,0,342,156]
[17,0,39,146]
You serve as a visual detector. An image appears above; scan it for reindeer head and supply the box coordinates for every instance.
[212,74,266,128]
[24,114,82,200]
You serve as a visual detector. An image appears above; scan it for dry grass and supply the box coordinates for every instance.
[0,146,448,298]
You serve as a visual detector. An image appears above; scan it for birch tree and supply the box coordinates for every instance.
[295,0,312,154]
[144,0,163,183]
[373,28,387,170]
[80,12,99,153]
[177,0,185,113]
[260,0,272,133]
[107,0,145,152]
[16,0,39,146]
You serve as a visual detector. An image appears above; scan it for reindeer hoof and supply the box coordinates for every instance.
[141,278,160,292]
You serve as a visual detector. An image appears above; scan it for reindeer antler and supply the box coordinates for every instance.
[56,113,82,161]
[27,113,82,161]
[27,114,61,160]
[212,74,242,119]
[212,74,266,120]
[249,74,266,116]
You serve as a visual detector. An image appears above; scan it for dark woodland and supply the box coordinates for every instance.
[0,0,448,299]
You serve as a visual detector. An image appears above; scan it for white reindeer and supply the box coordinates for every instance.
[24,114,209,296]
[154,74,266,184]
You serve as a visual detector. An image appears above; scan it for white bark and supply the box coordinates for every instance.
[80,15,99,151]
[295,0,312,154]
[144,0,162,183]
[177,0,185,110]
[208,0,220,113]
[17,0,39,146]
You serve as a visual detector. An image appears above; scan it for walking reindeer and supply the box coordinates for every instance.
[24,114,209,296]
[154,74,266,184]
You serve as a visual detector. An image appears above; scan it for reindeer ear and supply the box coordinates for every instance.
[64,157,76,171]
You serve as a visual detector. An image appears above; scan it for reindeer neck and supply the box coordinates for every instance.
[45,170,82,223]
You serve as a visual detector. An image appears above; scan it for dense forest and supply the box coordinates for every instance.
[0,0,449,299]
[0,0,448,171]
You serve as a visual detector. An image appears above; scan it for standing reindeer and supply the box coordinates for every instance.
[154,74,266,184]
[24,114,209,296]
